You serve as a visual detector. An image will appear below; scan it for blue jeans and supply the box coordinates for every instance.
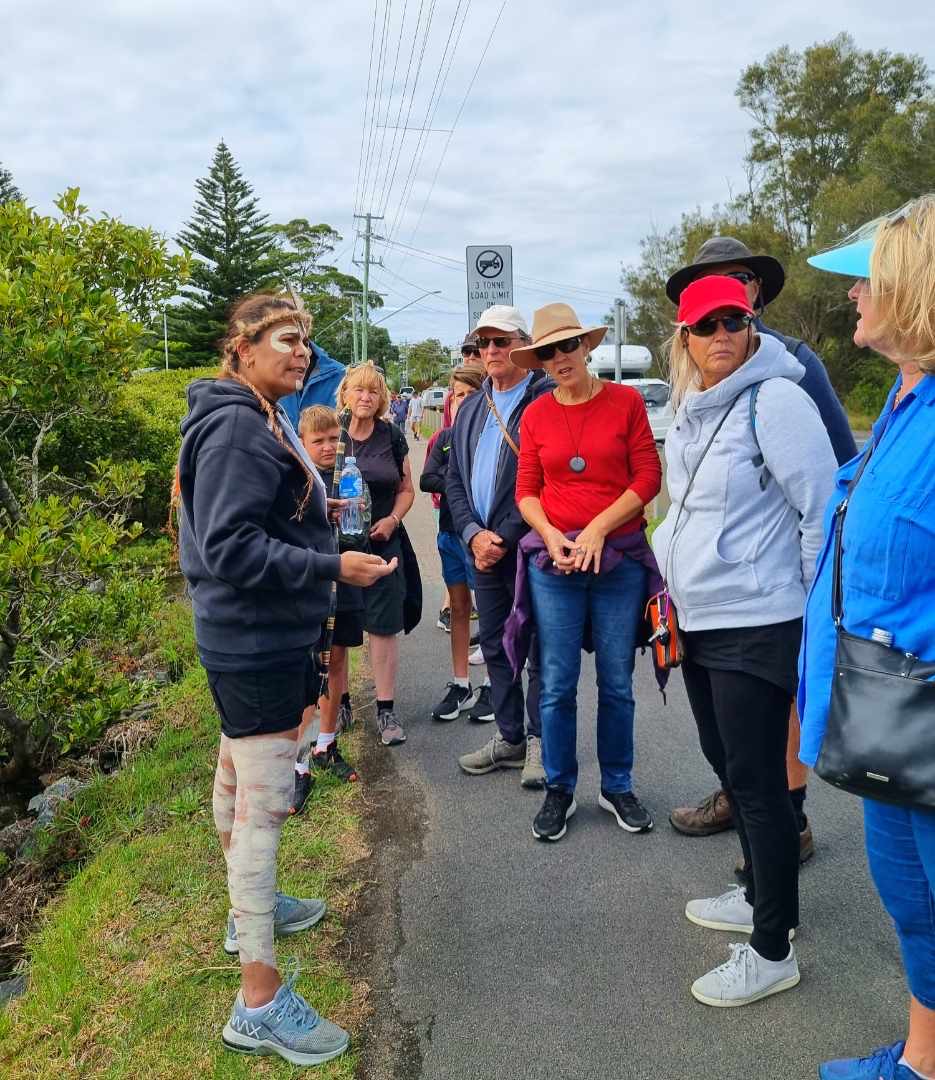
[528,556,645,793]
[864,797,935,1008]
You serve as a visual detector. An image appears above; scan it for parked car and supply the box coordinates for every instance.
[628,378,674,443]
[399,385,415,397]
[421,386,447,409]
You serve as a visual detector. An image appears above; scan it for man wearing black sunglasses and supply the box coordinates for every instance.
[447,305,553,790]
[664,237,856,877]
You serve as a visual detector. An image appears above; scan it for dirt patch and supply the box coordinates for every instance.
[344,707,428,1080]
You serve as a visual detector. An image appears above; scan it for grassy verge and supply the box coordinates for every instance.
[0,602,369,1079]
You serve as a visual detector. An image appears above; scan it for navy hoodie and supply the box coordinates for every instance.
[178,378,341,655]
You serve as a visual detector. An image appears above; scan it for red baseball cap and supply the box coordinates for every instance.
[677,275,755,325]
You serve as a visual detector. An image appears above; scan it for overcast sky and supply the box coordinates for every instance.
[3,1,933,350]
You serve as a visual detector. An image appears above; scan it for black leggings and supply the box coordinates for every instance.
[681,659,799,959]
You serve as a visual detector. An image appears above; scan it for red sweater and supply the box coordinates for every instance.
[516,382,661,537]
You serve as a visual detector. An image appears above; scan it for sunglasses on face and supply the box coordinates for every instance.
[534,335,582,362]
[476,335,519,350]
[723,270,758,285]
[461,345,480,358]
[685,314,753,337]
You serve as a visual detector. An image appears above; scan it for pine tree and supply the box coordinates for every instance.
[0,162,23,204]
[170,141,281,366]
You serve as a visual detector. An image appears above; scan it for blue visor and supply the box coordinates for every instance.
[807,237,875,278]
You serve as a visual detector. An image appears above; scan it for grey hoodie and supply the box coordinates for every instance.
[651,334,837,631]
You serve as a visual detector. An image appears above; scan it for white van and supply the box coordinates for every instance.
[587,342,652,382]
[421,386,447,409]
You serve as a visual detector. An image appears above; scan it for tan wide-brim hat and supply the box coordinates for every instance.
[510,303,608,369]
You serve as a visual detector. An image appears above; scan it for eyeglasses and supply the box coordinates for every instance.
[533,336,582,362]
[476,335,520,350]
[461,345,480,358]
[723,270,758,285]
[684,314,753,337]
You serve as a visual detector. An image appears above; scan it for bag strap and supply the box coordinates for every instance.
[483,391,520,457]
[831,441,875,625]
[748,381,771,490]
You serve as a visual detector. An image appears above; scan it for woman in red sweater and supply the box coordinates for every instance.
[513,303,662,842]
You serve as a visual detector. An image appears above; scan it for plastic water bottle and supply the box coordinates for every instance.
[871,627,894,647]
[338,457,364,537]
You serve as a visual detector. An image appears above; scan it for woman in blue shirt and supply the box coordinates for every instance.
[801,194,935,1080]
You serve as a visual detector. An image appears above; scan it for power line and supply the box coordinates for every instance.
[358,0,394,217]
[352,1,381,219]
[364,0,409,215]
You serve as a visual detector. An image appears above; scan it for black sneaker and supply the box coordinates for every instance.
[289,770,315,815]
[469,628,480,646]
[532,789,577,841]
[598,790,654,833]
[311,741,359,782]
[431,682,478,722]
[436,607,451,632]
[464,684,494,723]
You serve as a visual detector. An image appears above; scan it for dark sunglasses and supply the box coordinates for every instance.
[476,335,520,349]
[684,314,753,337]
[461,345,480,358]
[723,270,758,285]
[533,335,582,362]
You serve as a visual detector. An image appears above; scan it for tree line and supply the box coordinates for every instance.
[619,33,935,416]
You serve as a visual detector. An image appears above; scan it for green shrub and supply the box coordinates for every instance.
[846,356,895,420]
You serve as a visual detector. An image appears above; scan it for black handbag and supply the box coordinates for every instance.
[815,444,935,809]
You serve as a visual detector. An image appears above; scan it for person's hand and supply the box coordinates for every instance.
[369,515,398,543]
[338,551,398,586]
[326,498,349,525]
[469,530,507,571]
[572,520,608,573]
[543,525,577,574]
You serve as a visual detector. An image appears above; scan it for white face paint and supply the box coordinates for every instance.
[270,325,302,353]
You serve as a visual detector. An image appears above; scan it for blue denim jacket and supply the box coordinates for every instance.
[798,373,935,766]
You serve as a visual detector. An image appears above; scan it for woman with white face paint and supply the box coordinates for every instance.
[177,292,396,1066]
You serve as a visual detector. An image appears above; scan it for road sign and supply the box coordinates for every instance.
[466,245,513,331]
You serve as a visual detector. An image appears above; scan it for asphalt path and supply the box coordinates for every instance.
[381,439,906,1080]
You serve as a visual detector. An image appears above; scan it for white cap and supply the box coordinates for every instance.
[474,304,528,335]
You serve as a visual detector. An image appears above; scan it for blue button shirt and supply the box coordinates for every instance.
[470,374,531,526]
[798,373,935,766]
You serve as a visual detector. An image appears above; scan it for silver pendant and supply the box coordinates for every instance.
[569,455,586,473]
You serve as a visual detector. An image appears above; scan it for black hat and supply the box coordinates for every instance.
[665,236,785,307]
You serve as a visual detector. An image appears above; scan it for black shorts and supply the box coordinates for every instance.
[207,654,317,739]
[333,607,365,648]
[364,533,406,636]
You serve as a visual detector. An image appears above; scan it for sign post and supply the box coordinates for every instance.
[466,245,513,330]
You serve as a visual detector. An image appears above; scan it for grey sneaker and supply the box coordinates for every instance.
[458,733,526,774]
[222,966,350,1064]
[337,700,354,733]
[690,941,799,1007]
[685,884,754,934]
[378,708,406,746]
[224,892,327,954]
[520,734,545,789]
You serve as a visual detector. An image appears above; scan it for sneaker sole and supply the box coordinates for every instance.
[689,970,800,1008]
[381,734,407,745]
[459,756,524,774]
[598,794,654,833]
[433,692,481,722]
[467,711,495,723]
[224,906,328,954]
[532,799,577,841]
[520,772,545,789]
[222,1027,350,1064]
[684,908,796,940]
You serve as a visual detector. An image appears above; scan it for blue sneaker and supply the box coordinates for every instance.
[818,1041,907,1079]
[224,893,326,955]
[222,967,350,1065]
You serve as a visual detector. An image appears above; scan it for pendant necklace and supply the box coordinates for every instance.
[556,377,597,473]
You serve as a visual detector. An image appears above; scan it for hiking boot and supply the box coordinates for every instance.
[685,884,754,933]
[289,770,315,816]
[437,607,451,632]
[521,735,546,789]
[378,708,406,746]
[468,645,485,665]
[690,941,799,1007]
[336,700,354,733]
[222,966,350,1065]
[224,893,326,954]
[735,821,815,885]
[311,741,358,782]
[464,684,494,723]
[532,788,577,841]
[431,682,479,722]
[819,1041,908,1079]
[599,790,654,833]
[669,788,733,836]
[458,733,525,774]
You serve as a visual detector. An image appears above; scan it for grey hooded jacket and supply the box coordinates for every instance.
[651,334,837,631]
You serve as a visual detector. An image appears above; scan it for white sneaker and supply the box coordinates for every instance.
[690,942,799,1007]
[468,645,485,666]
[685,884,754,933]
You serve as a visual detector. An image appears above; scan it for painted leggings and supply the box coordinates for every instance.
[212,732,296,968]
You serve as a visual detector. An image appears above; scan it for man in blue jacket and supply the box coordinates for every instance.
[279,341,346,428]
[447,305,552,790]
[664,236,858,862]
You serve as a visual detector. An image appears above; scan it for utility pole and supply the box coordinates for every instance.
[613,297,627,382]
[350,297,359,364]
[163,307,169,371]
[353,212,383,365]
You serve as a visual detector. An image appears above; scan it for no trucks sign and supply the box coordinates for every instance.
[466,245,514,331]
